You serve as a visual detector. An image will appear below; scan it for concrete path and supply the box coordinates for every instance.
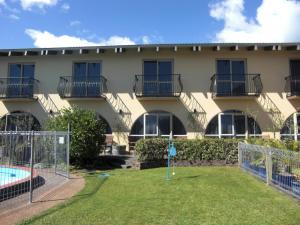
[0,174,85,225]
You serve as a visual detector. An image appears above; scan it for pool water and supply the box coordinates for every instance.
[0,167,30,187]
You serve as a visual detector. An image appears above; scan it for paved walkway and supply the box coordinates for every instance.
[0,174,85,225]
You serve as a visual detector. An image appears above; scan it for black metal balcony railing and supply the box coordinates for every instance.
[210,74,263,97]
[0,77,39,99]
[133,74,183,97]
[57,76,108,98]
[285,75,300,97]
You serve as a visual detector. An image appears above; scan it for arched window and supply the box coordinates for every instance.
[130,111,186,137]
[0,111,41,131]
[280,113,299,140]
[96,114,112,134]
[205,110,261,138]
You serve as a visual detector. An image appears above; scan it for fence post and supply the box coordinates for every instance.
[54,131,57,175]
[29,131,34,203]
[67,123,70,179]
[265,149,273,186]
[238,142,242,167]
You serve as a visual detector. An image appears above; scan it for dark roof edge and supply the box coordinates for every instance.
[0,42,300,52]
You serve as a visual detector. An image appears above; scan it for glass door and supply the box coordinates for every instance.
[143,61,158,96]
[216,60,231,95]
[73,62,101,97]
[231,60,245,95]
[220,114,234,137]
[290,60,300,95]
[8,64,22,97]
[73,63,86,97]
[158,61,172,95]
[145,114,158,136]
[143,60,173,96]
[87,63,101,96]
[22,64,35,97]
[216,60,245,96]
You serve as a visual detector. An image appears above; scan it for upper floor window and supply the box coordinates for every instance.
[143,60,173,96]
[8,63,35,97]
[73,62,101,79]
[290,60,300,77]
[216,60,246,96]
[72,62,102,97]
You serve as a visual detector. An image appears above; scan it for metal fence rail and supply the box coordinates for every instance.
[0,131,69,211]
[210,74,263,97]
[239,142,300,199]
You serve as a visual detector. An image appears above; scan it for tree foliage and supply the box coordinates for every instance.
[45,107,106,167]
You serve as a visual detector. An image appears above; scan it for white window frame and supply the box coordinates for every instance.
[281,113,300,141]
[206,111,261,139]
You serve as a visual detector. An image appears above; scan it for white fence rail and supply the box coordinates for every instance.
[239,142,300,199]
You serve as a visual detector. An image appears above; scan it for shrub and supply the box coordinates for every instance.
[135,138,239,164]
[45,107,106,167]
[246,138,300,152]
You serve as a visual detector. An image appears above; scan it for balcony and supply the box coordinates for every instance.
[0,77,39,101]
[210,74,263,99]
[133,74,183,99]
[57,76,107,99]
[285,76,300,99]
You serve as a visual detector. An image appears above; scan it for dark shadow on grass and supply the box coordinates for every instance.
[20,175,108,225]
[175,175,203,180]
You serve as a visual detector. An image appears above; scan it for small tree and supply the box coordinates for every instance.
[45,106,106,167]
[268,108,285,139]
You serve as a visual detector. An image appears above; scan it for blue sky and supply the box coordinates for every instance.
[0,0,299,48]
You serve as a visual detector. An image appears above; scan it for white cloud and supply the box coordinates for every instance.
[141,36,151,44]
[0,0,5,5]
[25,29,137,47]
[20,0,58,10]
[61,3,69,12]
[9,14,20,20]
[209,0,300,42]
[70,20,81,27]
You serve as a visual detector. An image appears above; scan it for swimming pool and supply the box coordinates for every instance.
[0,166,30,187]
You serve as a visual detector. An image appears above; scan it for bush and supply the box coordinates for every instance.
[135,138,239,164]
[45,107,106,167]
[246,138,300,152]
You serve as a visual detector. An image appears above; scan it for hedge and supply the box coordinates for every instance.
[135,138,300,166]
[135,138,239,164]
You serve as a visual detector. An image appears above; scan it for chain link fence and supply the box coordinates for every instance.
[0,131,69,211]
[239,142,300,199]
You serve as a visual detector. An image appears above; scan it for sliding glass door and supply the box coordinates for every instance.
[216,60,246,96]
[8,64,35,97]
[290,60,300,95]
[143,60,173,96]
[73,62,101,97]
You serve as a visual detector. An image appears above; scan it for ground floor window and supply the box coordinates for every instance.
[96,114,112,135]
[130,111,186,138]
[0,111,41,131]
[280,113,300,140]
[205,110,261,138]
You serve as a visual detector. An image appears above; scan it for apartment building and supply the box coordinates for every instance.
[0,43,299,150]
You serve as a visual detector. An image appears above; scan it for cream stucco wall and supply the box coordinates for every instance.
[0,47,299,149]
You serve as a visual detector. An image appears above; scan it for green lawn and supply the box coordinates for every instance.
[21,167,300,225]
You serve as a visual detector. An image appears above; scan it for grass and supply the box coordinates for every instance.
[21,167,300,225]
